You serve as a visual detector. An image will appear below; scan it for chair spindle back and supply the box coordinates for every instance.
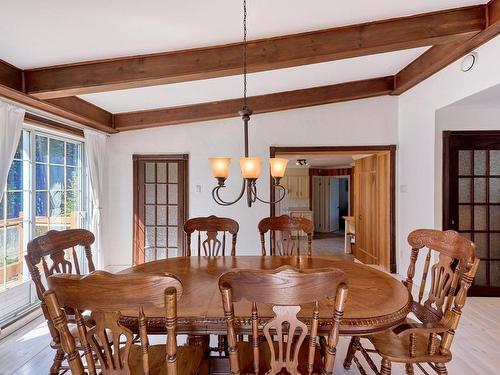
[184,215,239,256]
[405,229,478,355]
[219,265,348,374]
[44,271,182,375]
[258,215,313,256]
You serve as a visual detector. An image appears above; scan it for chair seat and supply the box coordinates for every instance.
[367,326,452,364]
[237,339,323,374]
[127,344,203,375]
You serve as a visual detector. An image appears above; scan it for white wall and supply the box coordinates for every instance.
[103,96,399,268]
[398,35,500,275]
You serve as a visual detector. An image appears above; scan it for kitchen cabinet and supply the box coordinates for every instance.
[282,170,309,199]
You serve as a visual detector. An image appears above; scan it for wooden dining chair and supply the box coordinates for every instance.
[25,229,96,375]
[44,270,204,375]
[259,215,314,256]
[184,215,239,256]
[219,265,348,374]
[343,229,479,375]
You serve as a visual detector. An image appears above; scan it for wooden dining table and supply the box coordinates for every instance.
[119,255,411,337]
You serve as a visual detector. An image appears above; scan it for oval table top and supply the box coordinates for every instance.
[120,256,411,335]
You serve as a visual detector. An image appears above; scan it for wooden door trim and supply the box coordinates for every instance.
[132,154,189,265]
[269,145,396,273]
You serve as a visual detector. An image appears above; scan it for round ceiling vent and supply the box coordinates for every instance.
[461,52,478,72]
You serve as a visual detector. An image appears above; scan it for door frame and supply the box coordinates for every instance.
[270,145,397,273]
[132,154,189,265]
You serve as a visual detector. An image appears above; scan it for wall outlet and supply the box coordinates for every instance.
[195,185,202,193]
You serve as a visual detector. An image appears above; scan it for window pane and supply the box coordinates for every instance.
[458,150,471,176]
[50,165,64,190]
[66,166,79,190]
[36,191,47,216]
[7,192,23,219]
[491,150,500,175]
[66,190,79,216]
[474,261,487,286]
[157,206,166,226]
[489,178,500,203]
[145,184,155,204]
[490,206,500,231]
[49,139,65,164]
[66,143,80,166]
[474,178,486,203]
[6,160,22,190]
[6,227,20,263]
[50,191,64,216]
[474,206,487,231]
[36,135,48,163]
[491,262,500,287]
[157,163,167,183]
[36,163,47,190]
[474,150,486,175]
[14,133,23,160]
[459,205,471,231]
[474,233,488,258]
[157,184,167,204]
[168,163,178,183]
[458,178,471,203]
[145,163,155,183]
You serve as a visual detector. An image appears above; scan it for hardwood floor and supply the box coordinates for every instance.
[1,297,499,374]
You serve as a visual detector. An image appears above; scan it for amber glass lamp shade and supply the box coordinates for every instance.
[239,157,262,179]
[269,158,289,178]
[209,157,231,179]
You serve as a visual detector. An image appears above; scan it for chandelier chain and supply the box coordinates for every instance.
[243,0,248,109]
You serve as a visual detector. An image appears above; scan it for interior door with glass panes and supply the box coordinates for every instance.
[133,155,187,264]
[444,131,500,296]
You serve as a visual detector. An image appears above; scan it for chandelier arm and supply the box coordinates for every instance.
[251,183,287,205]
[211,179,247,206]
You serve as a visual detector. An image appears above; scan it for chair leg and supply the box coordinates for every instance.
[380,359,392,375]
[435,363,448,375]
[405,363,414,375]
[343,336,360,370]
[50,349,65,375]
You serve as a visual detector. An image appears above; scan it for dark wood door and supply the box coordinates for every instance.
[444,131,500,296]
[133,155,188,265]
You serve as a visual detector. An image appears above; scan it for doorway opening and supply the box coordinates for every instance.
[270,146,396,273]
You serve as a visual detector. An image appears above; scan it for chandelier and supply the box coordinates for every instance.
[208,0,288,207]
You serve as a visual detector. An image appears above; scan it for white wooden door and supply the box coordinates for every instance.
[330,178,340,232]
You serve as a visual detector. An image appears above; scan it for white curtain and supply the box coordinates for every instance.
[0,101,25,194]
[84,128,107,269]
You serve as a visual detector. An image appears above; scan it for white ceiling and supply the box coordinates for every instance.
[0,0,487,69]
[0,0,488,115]
[79,48,428,112]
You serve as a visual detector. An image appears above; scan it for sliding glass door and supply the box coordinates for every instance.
[0,129,88,325]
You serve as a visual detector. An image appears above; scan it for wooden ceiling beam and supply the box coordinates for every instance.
[392,0,499,95]
[0,59,23,92]
[0,59,116,133]
[113,76,394,131]
[24,6,485,99]
[0,84,117,133]
[45,96,113,129]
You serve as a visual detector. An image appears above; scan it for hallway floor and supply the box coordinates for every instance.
[312,230,353,258]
